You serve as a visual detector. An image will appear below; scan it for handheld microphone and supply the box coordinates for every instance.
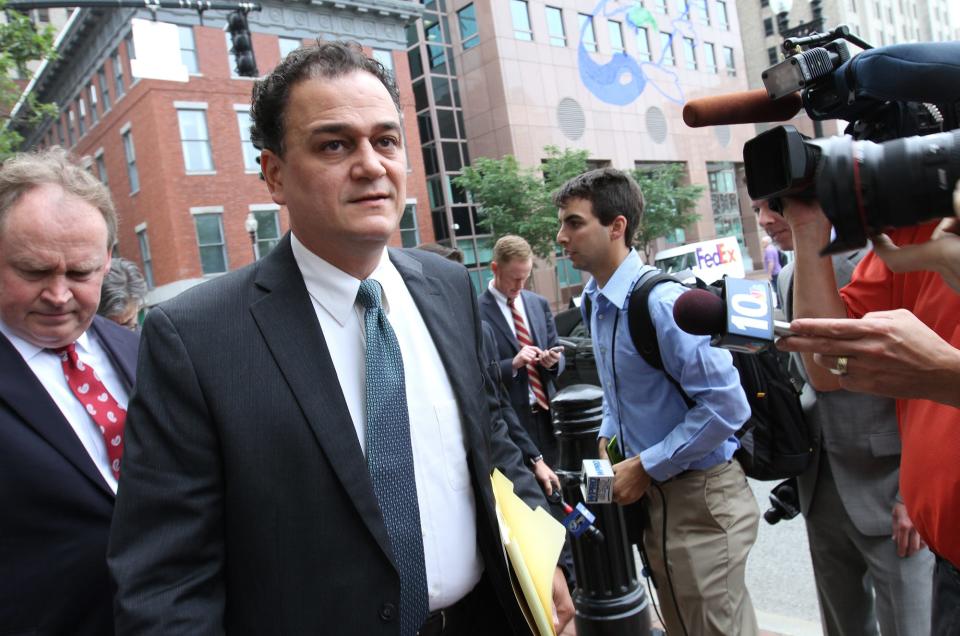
[672,280,792,353]
[560,501,605,543]
[682,88,803,128]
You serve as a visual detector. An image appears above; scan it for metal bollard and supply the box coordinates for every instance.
[552,384,652,636]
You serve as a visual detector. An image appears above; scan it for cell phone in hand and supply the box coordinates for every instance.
[606,435,624,464]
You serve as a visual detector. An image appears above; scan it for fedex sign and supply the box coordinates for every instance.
[696,243,740,269]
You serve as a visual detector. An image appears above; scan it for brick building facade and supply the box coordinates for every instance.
[16,2,426,305]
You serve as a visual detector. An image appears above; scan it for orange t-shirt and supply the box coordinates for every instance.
[840,221,960,568]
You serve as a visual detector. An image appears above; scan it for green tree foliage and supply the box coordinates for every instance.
[454,146,588,260]
[0,1,58,158]
[630,163,704,262]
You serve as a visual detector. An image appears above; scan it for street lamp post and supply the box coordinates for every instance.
[244,212,259,261]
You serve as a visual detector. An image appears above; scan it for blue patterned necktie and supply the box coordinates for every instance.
[357,279,429,636]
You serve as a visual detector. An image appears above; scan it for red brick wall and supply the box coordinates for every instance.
[67,25,430,289]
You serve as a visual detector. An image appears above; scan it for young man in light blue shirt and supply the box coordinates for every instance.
[556,168,760,635]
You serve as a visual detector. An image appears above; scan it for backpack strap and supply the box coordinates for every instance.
[627,270,695,407]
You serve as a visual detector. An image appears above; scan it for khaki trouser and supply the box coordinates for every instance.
[641,459,760,636]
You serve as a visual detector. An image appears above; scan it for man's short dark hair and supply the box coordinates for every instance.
[250,40,400,157]
[553,168,644,247]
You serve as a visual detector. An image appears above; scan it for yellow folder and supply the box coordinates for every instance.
[490,469,567,636]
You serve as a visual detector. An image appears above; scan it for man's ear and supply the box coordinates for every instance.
[490,260,499,276]
[608,215,628,242]
[260,150,286,206]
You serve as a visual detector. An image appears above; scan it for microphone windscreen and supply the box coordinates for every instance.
[673,288,726,336]
[682,89,803,127]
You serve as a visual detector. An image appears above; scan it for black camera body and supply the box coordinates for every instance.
[743,31,960,253]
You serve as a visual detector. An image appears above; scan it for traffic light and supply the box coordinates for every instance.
[226,11,258,77]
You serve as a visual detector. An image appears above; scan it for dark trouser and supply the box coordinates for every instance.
[932,554,960,636]
[525,405,558,468]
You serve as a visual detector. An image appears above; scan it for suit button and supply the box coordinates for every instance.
[379,603,397,622]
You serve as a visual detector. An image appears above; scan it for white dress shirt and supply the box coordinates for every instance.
[486,280,539,406]
[0,320,128,493]
[291,233,482,610]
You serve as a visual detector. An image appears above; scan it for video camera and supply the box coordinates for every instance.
[741,29,960,254]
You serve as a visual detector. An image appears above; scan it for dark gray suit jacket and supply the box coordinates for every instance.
[0,316,138,636]
[108,236,544,635]
[779,252,902,536]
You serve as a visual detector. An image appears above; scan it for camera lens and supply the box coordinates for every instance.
[818,129,960,251]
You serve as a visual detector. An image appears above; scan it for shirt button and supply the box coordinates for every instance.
[598,314,604,320]
[379,602,397,622]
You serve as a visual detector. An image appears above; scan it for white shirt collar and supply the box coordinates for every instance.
[290,232,400,326]
[487,279,521,308]
[0,317,93,362]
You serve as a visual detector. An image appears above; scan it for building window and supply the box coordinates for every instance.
[556,246,581,288]
[636,26,651,60]
[125,30,136,61]
[95,152,108,186]
[653,0,668,13]
[399,201,420,247]
[55,118,65,146]
[608,20,625,53]
[723,46,736,76]
[716,0,729,29]
[178,25,199,74]
[88,85,99,125]
[511,0,533,41]
[177,108,214,173]
[708,162,752,271]
[682,36,697,69]
[225,32,240,78]
[760,0,769,6]
[767,46,779,65]
[136,228,155,289]
[694,0,710,24]
[112,50,125,97]
[67,109,76,146]
[98,68,111,111]
[704,42,717,73]
[122,129,139,193]
[458,3,480,49]
[546,6,566,47]
[194,213,228,274]
[579,14,597,52]
[372,49,395,77]
[253,209,280,257]
[660,32,675,66]
[764,17,774,36]
[278,36,300,59]
[77,98,87,136]
[235,109,259,172]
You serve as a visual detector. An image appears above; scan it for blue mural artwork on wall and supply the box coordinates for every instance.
[579,0,700,106]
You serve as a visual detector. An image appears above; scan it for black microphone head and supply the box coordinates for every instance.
[673,288,726,336]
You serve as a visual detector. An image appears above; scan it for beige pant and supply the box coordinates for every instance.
[641,459,760,636]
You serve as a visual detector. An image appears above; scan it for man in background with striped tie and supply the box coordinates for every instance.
[480,235,565,476]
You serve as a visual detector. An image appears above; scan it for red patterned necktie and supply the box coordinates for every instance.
[54,343,126,479]
[507,296,550,411]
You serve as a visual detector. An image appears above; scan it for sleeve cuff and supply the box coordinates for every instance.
[639,445,684,482]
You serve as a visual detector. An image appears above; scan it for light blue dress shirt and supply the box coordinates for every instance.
[585,250,750,482]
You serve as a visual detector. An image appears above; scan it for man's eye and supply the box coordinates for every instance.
[321,141,344,152]
[378,137,400,148]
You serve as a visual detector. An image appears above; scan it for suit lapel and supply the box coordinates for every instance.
[479,290,518,352]
[249,238,394,565]
[90,316,138,391]
[0,333,114,498]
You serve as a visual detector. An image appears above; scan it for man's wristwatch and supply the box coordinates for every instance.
[527,454,543,468]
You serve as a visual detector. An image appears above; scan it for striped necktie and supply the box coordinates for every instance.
[507,296,550,410]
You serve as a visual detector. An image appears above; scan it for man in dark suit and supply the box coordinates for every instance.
[108,41,572,636]
[480,235,565,472]
[0,148,138,636]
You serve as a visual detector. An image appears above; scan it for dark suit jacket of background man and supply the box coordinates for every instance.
[479,288,562,465]
[0,316,138,636]
[108,235,546,635]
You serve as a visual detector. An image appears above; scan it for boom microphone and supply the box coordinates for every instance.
[672,280,793,353]
[682,89,803,128]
